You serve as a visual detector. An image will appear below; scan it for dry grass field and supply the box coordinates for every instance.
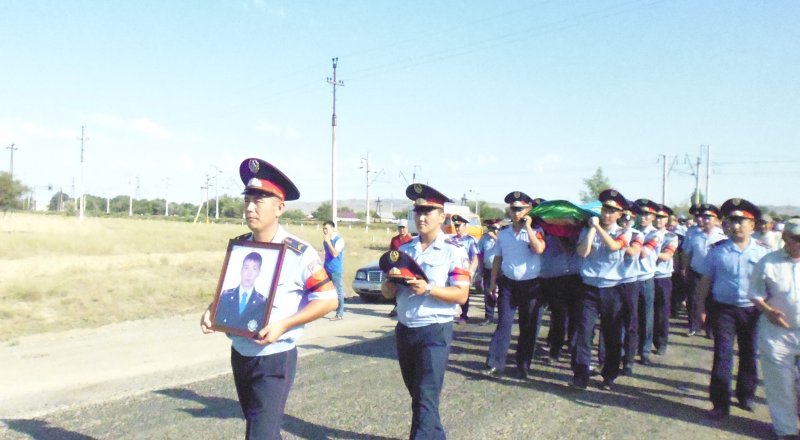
[0,214,395,341]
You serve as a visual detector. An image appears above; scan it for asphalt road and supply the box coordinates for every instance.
[0,297,777,440]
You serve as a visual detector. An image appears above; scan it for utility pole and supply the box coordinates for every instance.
[360,153,383,225]
[164,178,170,216]
[469,189,480,216]
[327,57,344,223]
[77,126,89,220]
[204,174,211,223]
[6,143,18,180]
[704,145,711,203]
[694,154,702,206]
[213,167,221,220]
[128,179,133,217]
[72,178,77,211]
[658,154,667,205]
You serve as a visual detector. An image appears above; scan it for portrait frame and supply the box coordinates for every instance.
[210,239,288,338]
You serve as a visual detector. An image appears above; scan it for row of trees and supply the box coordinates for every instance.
[9,167,770,221]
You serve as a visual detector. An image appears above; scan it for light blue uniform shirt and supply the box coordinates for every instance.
[396,232,470,328]
[229,226,337,357]
[580,224,632,288]
[539,234,580,279]
[637,224,661,281]
[654,231,679,278]
[683,226,727,273]
[477,233,498,270]
[495,225,545,281]
[700,238,770,307]
[620,228,643,284]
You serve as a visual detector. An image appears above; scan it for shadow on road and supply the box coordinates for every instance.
[154,388,241,419]
[2,419,97,440]
[283,414,400,440]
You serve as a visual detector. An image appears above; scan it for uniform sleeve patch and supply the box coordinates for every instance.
[284,237,308,254]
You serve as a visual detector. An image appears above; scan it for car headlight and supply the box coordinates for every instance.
[355,271,367,280]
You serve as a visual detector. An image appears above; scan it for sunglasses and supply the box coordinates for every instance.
[453,223,465,227]
[510,207,527,212]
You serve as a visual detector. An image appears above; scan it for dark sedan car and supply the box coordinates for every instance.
[351,261,390,302]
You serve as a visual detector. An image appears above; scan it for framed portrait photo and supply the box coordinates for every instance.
[210,239,287,338]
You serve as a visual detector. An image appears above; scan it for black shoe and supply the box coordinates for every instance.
[707,407,729,420]
[570,376,588,389]
[514,366,528,380]
[639,356,652,366]
[738,398,754,412]
[599,379,615,391]
[482,367,502,378]
[621,365,633,376]
[543,356,558,365]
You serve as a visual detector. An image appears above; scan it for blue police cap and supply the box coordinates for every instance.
[239,158,300,201]
[379,250,428,283]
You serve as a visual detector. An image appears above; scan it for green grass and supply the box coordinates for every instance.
[0,214,396,340]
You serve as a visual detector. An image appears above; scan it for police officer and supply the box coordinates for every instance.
[572,189,632,390]
[634,198,662,365]
[682,203,727,337]
[539,225,582,364]
[749,218,800,438]
[483,191,546,379]
[617,203,643,376]
[381,183,470,439]
[653,204,679,355]
[696,198,770,420]
[450,214,479,324]
[200,158,338,439]
[477,219,501,325]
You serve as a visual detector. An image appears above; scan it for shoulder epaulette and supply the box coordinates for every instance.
[755,239,771,249]
[233,232,253,241]
[444,237,461,247]
[283,237,308,254]
[710,239,729,249]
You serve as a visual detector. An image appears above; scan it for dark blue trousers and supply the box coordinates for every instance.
[541,274,583,360]
[396,322,453,440]
[481,268,497,321]
[620,281,640,368]
[638,278,655,358]
[231,347,297,440]
[573,283,624,383]
[709,301,760,410]
[687,269,704,332]
[653,277,673,351]
[486,277,543,371]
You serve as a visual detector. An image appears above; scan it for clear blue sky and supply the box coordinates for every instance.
[2,0,798,211]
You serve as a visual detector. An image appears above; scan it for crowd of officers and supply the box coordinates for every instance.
[203,156,797,440]
[465,188,799,440]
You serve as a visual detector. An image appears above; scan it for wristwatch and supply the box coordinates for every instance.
[424,282,433,295]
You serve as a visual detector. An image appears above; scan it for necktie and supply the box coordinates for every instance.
[239,291,248,314]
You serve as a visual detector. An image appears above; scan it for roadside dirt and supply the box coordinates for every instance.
[0,300,395,419]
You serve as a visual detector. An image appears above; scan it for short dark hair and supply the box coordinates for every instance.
[243,252,262,269]
[323,220,336,228]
